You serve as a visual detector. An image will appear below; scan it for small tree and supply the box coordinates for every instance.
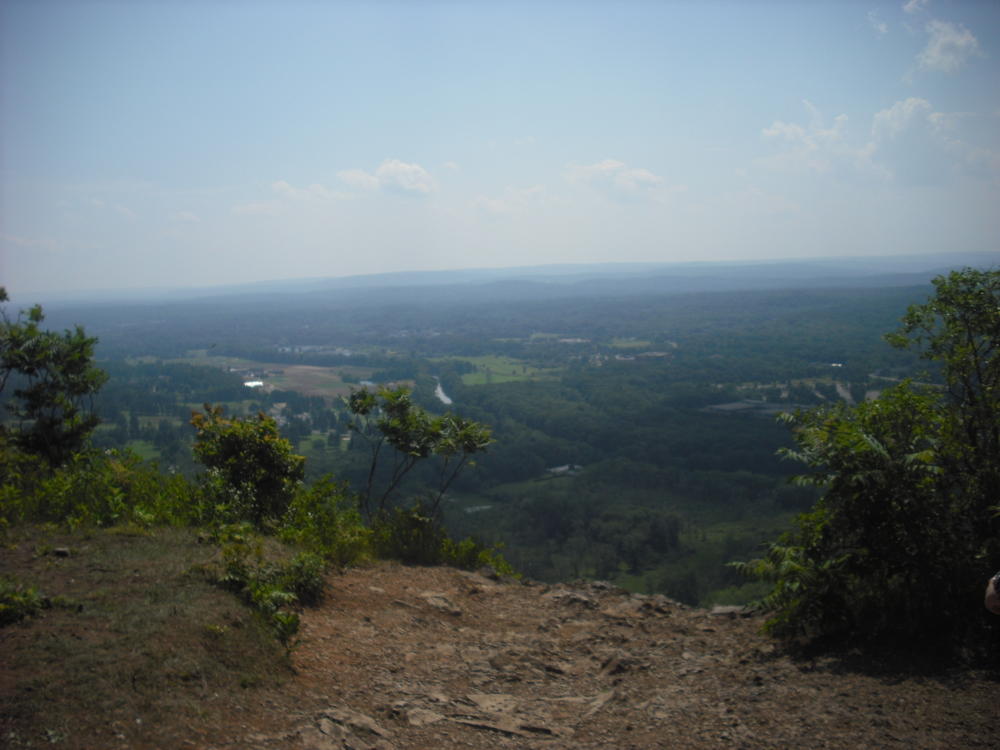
[346,386,492,520]
[0,288,107,467]
[886,268,1000,520]
[735,384,951,641]
[736,268,1000,650]
[190,404,305,527]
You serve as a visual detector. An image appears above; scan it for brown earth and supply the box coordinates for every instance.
[3,541,998,750]
[225,562,998,750]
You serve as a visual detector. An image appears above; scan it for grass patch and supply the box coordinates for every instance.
[0,525,295,748]
[123,440,161,461]
[436,355,560,386]
[609,337,652,349]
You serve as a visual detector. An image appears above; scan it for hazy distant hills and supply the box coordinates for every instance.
[33,251,1000,312]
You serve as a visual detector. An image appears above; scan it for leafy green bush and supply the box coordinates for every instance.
[276,551,327,606]
[0,577,44,626]
[278,476,371,566]
[736,269,1000,651]
[373,501,515,574]
[439,536,517,577]
[372,503,446,564]
[213,523,326,649]
[191,405,305,528]
[0,448,196,529]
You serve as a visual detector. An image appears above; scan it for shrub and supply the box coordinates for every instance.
[0,577,44,626]
[213,523,325,649]
[278,476,371,566]
[191,405,305,528]
[0,448,195,529]
[372,503,447,565]
[736,269,1000,651]
[373,501,515,574]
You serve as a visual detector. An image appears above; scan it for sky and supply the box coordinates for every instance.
[1,0,999,295]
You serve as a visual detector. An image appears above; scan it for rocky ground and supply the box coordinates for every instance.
[214,562,997,750]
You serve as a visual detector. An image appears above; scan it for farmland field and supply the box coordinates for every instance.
[175,351,374,398]
[437,355,561,386]
[609,337,652,349]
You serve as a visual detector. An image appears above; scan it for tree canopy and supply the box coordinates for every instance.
[346,385,492,520]
[1,288,108,467]
[190,404,306,527]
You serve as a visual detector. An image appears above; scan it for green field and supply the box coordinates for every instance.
[438,355,560,386]
[124,440,161,461]
[609,337,652,349]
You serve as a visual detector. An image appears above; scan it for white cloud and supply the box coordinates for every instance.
[173,210,201,223]
[951,143,1000,178]
[375,159,435,194]
[867,10,888,36]
[868,97,990,184]
[759,101,876,176]
[918,20,982,73]
[567,159,680,201]
[474,185,544,215]
[903,0,929,14]
[875,98,1000,184]
[336,159,435,195]
[872,97,933,141]
[760,96,994,186]
[272,180,344,201]
[760,97,998,187]
[336,168,380,191]
[443,161,460,171]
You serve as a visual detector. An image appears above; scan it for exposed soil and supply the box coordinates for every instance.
[4,543,998,750]
[225,562,998,750]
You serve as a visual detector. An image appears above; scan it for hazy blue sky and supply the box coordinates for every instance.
[2,0,998,294]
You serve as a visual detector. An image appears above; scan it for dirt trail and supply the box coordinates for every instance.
[220,562,997,750]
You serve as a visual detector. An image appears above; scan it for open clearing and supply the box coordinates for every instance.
[175,351,374,399]
[437,355,560,386]
[609,337,652,349]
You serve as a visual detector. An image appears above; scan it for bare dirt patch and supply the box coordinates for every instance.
[4,547,997,749]
[267,365,359,398]
[227,563,997,750]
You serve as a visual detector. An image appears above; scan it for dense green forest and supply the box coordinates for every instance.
[18,266,941,606]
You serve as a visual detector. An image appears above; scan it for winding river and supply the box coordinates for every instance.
[434,377,453,406]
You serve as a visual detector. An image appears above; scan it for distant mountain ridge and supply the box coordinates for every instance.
[33,251,1000,310]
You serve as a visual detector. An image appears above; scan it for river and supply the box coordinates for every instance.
[434,377,453,406]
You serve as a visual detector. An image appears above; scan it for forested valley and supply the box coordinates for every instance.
[24,260,942,607]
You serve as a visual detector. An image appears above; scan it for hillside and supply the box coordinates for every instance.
[2,528,995,750]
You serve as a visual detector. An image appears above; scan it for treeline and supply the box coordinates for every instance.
[45,284,925,376]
